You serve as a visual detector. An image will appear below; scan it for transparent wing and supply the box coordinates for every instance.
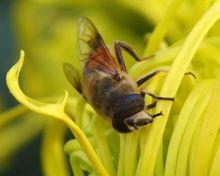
[78,17,104,58]
[78,17,121,79]
[63,62,82,93]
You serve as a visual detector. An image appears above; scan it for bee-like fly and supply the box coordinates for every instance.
[63,17,174,133]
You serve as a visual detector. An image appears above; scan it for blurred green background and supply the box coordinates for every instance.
[0,1,42,175]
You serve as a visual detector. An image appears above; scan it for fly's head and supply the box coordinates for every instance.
[112,93,152,133]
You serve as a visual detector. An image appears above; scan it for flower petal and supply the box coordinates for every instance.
[6,50,108,176]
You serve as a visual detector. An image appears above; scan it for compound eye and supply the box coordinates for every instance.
[116,93,145,118]
[112,94,145,133]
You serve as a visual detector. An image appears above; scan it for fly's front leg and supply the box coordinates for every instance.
[136,69,196,87]
[140,89,174,101]
[114,41,154,72]
[146,101,157,110]
[137,69,168,86]
[148,111,163,118]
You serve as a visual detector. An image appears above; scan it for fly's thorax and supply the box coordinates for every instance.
[82,70,116,105]
[121,72,137,90]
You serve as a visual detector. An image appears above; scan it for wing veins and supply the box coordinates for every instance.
[78,17,121,79]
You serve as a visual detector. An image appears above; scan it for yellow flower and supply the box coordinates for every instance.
[2,0,220,176]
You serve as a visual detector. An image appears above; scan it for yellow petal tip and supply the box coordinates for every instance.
[20,49,25,57]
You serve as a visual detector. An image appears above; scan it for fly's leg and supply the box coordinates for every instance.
[146,101,157,110]
[143,91,171,121]
[136,69,196,86]
[137,69,168,86]
[143,111,163,124]
[185,72,197,78]
[114,41,154,72]
[151,111,163,118]
[140,89,174,101]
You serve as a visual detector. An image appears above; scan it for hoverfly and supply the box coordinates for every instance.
[63,17,174,133]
